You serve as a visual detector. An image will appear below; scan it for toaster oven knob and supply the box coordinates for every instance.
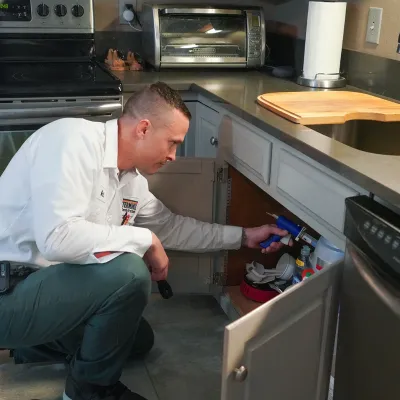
[72,4,84,17]
[37,3,49,17]
[54,4,67,17]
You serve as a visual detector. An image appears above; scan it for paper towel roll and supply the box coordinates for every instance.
[302,1,347,80]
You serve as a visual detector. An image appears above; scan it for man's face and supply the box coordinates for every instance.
[135,108,189,175]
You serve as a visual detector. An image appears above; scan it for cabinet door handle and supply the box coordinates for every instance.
[210,137,219,146]
[233,366,248,382]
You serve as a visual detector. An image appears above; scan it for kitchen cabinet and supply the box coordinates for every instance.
[195,102,221,158]
[145,126,346,399]
[219,113,369,250]
[215,163,340,400]
[144,158,216,294]
[179,101,197,157]
[181,99,221,158]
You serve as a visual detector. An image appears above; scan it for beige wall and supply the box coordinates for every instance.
[262,0,400,61]
[94,0,125,31]
[344,0,400,61]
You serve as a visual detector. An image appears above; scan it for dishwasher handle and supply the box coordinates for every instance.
[349,245,400,317]
[0,103,121,119]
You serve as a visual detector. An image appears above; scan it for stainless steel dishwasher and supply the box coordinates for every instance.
[333,195,400,400]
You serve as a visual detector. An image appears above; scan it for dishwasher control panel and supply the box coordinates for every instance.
[345,195,400,279]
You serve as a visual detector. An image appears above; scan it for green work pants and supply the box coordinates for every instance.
[0,254,153,386]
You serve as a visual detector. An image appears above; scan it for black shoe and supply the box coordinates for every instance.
[63,373,147,400]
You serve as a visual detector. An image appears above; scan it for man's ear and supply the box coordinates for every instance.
[135,119,151,140]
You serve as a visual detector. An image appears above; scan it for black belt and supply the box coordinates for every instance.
[0,262,173,298]
[0,262,38,294]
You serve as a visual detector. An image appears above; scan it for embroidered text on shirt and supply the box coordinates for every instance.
[122,198,138,213]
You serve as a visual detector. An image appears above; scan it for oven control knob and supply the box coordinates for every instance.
[54,4,67,17]
[37,3,50,17]
[71,4,84,17]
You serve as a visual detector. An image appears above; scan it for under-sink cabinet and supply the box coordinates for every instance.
[145,156,342,400]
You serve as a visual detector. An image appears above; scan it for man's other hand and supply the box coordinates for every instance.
[143,233,169,281]
[243,225,293,254]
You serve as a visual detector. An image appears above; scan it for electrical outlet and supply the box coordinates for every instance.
[119,0,137,25]
[365,7,383,44]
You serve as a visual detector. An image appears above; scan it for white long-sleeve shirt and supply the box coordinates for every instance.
[0,118,243,267]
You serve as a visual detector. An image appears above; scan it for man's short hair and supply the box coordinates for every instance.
[122,81,191,122]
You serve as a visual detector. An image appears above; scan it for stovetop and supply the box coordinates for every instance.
[0,60,122,98]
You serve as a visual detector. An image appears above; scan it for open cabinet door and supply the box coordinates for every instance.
[221,260,343,400]
[144,157,217,294]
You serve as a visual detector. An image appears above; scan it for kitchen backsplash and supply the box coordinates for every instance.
[94,0,267,61]
[263,0,400,101]
[263,0,400,62]
[94,0,266,32]
[93,0,400,101]
[266,33,400,102]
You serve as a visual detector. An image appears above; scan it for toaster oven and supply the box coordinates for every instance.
[141,4,266,69]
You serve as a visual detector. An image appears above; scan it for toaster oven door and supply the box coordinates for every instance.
[158,9,247,67]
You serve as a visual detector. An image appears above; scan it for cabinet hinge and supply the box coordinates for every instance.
[216,166,227,183]
[212,271,226,286]
[226,177,232,209]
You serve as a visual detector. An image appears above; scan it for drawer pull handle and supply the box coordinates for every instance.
[233,366,248,382]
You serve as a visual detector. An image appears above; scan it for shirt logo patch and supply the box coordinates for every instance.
[121,198,139,226]
[96,186,106,203]
[122,199,138,213]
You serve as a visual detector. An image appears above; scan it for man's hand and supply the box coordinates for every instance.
[243,225,293,254]
[143,233,169,281]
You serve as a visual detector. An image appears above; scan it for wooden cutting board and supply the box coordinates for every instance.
[256,91,400,124]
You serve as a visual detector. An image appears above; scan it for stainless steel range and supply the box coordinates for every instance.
[0,0,123,175]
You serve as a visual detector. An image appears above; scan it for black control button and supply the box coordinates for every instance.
[54,4,67,17]
[71,4,84,17]
[37,3,50,17]
[363,221,371,229]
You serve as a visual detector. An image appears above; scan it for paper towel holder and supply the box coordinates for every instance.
[297,72,346,89]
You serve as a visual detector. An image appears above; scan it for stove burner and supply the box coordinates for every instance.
[12,65,94,84]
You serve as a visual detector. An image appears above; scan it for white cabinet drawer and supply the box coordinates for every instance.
[276,149,360,234]
[230,119,272,185]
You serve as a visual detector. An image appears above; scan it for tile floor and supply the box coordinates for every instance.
[0,294,229,400]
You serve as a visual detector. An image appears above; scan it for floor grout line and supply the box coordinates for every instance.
[143,359,161,400]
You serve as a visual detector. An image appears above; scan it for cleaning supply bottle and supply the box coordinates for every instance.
[292,245,311,285]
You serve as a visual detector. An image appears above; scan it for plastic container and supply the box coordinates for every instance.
[292,245,311,285]
[275,253,296,281]
[301,268,315,280]
[310,236,344,272]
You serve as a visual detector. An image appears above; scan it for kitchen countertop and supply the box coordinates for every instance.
[111,69,400,206]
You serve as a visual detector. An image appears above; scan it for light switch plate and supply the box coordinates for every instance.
[365,7,383,44]
[119,0,137,25]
